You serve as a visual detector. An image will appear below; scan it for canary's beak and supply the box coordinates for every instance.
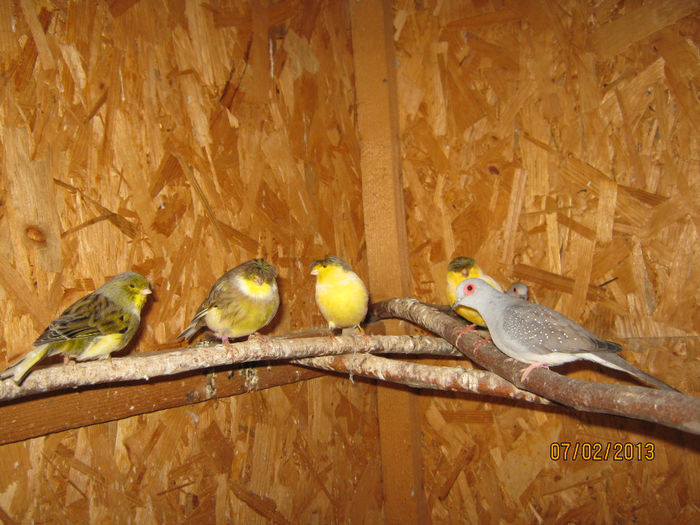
[310,266,318,276]
[141,288,152,295]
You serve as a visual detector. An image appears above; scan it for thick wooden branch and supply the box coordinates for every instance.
[0,364,325,446]
[369,298,700,435]
[294,354,549,404]
[0,335,456,402]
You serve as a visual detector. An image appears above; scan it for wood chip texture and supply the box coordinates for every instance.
[0,0,698,523]
[395,0,699,522]
[0,1,381,522]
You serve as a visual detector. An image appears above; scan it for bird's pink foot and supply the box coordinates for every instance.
[520,362,548,381]
[473,334,491,352]
[455,324,477,346]
[357,325,371,342]
[248,332,272,349]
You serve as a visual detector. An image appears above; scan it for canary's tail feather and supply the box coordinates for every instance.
[0,344,50,384]
[177,324,199,342]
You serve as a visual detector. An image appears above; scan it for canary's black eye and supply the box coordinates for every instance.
[129,284,135,288]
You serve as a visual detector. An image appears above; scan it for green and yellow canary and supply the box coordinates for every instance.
[310,256,369,332]
[1,272,152,384]
[178,258,280,343]
[446,257,502,326]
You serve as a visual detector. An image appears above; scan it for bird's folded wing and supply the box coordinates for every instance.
[502,303,610,355]
[33,293,129,344]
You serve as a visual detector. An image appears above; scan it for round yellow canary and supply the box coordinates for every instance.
[446,256,502,326]
[178,258,280,343]
[1,272,152,384]
[310,256,369,331]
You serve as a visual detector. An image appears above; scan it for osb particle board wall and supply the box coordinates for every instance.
[0,0,698,524]
[395,0,699,522]
[0,0,382,522]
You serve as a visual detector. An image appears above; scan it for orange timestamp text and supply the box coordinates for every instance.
[550,441,655,461]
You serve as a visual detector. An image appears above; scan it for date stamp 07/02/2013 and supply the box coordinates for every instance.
[550,442,655,461]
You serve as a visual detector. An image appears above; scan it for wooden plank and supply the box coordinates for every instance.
[0,364,323,445]
[349,0,428,522]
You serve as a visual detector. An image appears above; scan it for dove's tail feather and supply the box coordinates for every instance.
[596,339,622,353]
[0,344,50,384]
[587,352,679,392]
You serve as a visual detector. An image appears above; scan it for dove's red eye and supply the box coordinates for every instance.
[465,284,475,295]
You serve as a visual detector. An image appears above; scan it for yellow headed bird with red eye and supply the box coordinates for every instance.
[446,257,502,327]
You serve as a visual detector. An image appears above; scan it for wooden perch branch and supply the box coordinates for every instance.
[0,364,324,446]
[0,335,456,402]
[369,298,700,435]
[3,299,696,441]
[294,354,549,404]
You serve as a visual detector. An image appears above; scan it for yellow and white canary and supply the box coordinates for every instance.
[1,272,152,384]
[178,258,280,343]
[310,256,369,332]
[446,256,502,326]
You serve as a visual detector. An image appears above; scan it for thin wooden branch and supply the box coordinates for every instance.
[293,354,549,404]
[0,335,457,402]
[369,298,700,435]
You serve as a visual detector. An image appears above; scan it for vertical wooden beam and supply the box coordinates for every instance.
[349,1,428,522]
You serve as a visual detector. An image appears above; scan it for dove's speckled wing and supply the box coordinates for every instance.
[501,302,621,357]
